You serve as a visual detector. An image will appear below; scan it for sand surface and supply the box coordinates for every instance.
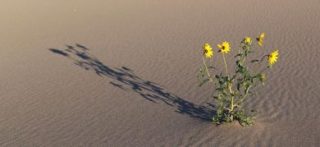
[1,0,320,146]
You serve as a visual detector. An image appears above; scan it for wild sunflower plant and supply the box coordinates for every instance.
[198,33,279,126]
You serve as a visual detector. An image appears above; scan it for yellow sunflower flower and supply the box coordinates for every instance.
[217,41,231,54]
[244,37,252,45]
[268,50,279,66]
[203,43,214,58]
[257,32,265,46]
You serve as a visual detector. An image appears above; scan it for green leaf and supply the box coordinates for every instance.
[237,82,241,91]
[230,75,237,81]
[234,53,242,58]
[251,59,259,63]
[199,78,209,87]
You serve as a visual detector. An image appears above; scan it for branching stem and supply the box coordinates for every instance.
[222,54,236,116]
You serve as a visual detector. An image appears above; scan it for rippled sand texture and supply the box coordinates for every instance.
[1,0,320,146]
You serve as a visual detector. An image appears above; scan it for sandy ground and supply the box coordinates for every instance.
[1,0,320,146]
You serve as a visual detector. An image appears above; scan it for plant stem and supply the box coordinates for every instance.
[236,85,252,108]
[202,57,213,82]
[222,53,235,117]
[228,83,235,112]
[222,54,228,75]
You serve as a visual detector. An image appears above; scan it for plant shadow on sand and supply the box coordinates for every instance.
[49,44,215,121]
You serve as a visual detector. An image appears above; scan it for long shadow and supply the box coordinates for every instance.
[49,44,215,121]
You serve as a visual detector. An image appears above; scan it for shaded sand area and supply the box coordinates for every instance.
[1,0,320,146]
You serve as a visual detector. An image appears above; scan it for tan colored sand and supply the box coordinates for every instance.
[0,0,320,146]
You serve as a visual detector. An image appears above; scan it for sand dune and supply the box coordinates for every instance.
[0,0,320,146]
